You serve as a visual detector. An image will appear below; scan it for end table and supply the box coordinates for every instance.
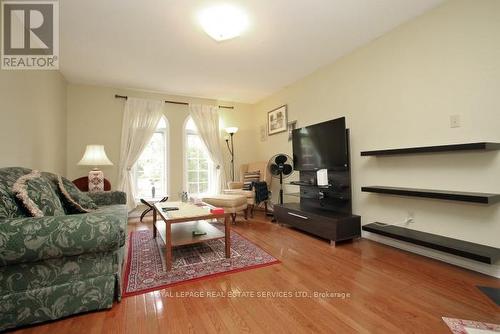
[140,197,168,222]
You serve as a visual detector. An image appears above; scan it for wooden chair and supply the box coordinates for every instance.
[72,177,111,192]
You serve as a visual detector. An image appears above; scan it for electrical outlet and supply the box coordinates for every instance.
[450,115,460,128]
[405,212,415,225]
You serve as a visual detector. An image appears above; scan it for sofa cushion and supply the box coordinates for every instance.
[0,185,20,219]
[12,170,66,217]
[0,167,32,219]
[58,176,98,213]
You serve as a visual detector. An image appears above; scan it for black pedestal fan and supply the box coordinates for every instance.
[267,154,294,206]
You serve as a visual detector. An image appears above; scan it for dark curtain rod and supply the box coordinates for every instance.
[114,94,234,109]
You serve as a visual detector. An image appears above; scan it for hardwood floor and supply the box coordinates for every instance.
[13,212,500,333]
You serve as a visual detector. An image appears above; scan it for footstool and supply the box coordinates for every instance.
[202,194,248,224]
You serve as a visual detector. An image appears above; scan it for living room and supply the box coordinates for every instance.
[0,0,499,333]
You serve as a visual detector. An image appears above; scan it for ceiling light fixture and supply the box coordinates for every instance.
[198,4,249,42]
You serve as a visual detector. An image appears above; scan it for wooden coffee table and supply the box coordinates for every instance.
[152,201,231,270]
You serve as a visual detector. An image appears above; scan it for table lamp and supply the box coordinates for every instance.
[77,145,113,192]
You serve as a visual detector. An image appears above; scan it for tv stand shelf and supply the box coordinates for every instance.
[362,223,500,264]
[361,186,500,204]
[274,203,361,244]
[288,181,332,189]
[285,192,350,201]
[361,142,500,156]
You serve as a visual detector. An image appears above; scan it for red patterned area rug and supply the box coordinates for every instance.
[443,317,500,333]
[123,226,279,297]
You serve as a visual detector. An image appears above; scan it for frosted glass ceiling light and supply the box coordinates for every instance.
[198,4,249,41]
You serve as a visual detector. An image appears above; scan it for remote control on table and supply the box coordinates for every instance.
[162,207,179,212]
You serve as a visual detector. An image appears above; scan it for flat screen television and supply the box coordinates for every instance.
[292,117,348,171]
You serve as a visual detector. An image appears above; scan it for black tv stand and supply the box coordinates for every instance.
[274,128,361,244]
[274,203,361,245]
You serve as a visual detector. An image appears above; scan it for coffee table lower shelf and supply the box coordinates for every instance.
[155,220,226,246]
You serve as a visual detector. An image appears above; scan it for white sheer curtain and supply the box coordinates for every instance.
[117,97,164,211]
[189,104,227,194]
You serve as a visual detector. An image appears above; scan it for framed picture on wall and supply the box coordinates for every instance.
[267,105,288,136]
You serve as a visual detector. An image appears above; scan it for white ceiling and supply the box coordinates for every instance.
[60,0,444,103]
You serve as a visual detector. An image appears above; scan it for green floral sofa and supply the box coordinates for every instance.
[0,167,127,331]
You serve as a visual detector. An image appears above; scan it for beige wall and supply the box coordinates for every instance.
[253,0,500,250]
[66,84,257,199]
[0,71,67,174]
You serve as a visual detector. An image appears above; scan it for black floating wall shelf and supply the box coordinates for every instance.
[361,186,500,204]
[362,223,500,264]
[361,142,500,156]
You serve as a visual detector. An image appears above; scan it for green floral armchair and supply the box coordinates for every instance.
[0,167,127,331]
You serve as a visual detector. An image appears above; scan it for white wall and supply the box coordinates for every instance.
[0,71,67,174]
[66,84,258,198]
[253,0,500,256]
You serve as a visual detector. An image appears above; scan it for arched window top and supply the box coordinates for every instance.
[185,117,197,132]
[157,116,167,129]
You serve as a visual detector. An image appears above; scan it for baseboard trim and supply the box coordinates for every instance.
[362,231,500,278]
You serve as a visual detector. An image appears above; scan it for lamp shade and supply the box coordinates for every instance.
[77,145,113,166]
[225,127,238,134]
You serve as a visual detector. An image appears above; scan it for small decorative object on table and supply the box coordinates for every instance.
[210,207,225,214]
[77,145,113,192]
[190,196,203,205]
[179,191,189,202]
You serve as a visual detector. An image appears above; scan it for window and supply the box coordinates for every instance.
[133,117,168,200]
[184,117,215,196]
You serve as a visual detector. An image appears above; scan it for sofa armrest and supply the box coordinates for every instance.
[0,211,124,267]
[227,181,244,189]
[87,191,126,206]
